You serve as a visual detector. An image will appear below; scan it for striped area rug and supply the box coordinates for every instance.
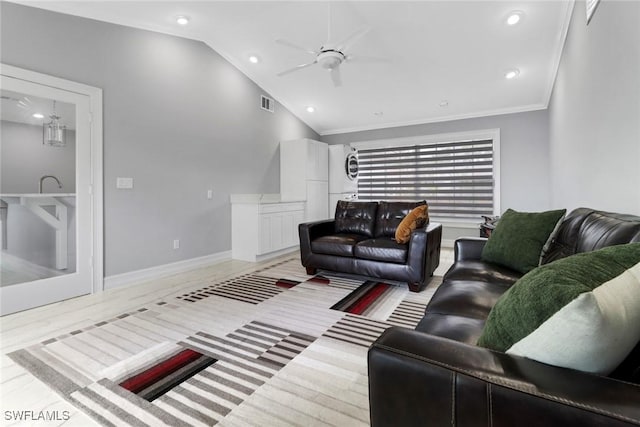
[8,258,440,426]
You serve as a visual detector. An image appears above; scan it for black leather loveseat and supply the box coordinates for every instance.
[369,208,640,426]
[299,200,442,292]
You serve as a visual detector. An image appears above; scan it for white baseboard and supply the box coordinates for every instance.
[442,239,455,248]
[104,250,232,291]
[254,246,299,263]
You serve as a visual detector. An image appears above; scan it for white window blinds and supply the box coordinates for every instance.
[357,139,494,220]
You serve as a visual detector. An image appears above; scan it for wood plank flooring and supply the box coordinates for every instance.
[0,249,454,426]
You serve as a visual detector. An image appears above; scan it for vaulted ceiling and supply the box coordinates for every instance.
[16,1,574,135]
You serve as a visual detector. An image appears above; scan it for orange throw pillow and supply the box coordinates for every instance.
[395,204,429,243]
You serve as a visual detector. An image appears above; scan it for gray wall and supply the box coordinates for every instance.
[1,3,319,276]
[322,110,551,214]
[1,120,76,194]
[548,0,640,215]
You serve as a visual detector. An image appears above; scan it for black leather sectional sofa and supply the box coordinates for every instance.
[368,208,640,426]
[299,200,442,292]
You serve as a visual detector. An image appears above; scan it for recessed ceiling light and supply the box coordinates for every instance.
[176,15,190,26]
[439,100,449,108]
[32,113,44,119]
[507,11,523,26]
[505,69,520,79]
[249,55,260,64]
[306,106,315,113]
[373,111,384,116]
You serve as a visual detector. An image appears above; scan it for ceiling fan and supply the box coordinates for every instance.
[275,4,377,87]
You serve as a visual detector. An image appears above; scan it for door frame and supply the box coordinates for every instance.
[1,63,104,295]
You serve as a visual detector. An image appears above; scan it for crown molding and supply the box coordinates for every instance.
[319,103,548,136]
[543,0,575,110]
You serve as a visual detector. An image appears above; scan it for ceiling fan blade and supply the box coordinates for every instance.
[335,27,370,52]
[344,54,391,64]
[330,67,342,87]
[277,60,318,77]
[275,38,318,55]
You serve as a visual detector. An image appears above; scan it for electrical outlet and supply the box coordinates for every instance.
[207,189,213,199]
[173,239,180,249]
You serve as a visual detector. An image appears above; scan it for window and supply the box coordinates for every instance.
[356,134,498,221]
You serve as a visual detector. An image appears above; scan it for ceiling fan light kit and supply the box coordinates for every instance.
[275,3,380,87]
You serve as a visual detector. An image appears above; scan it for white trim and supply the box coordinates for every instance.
[255,246,299,263]
[492,129,501,216]
[320,104,546,136]
[352,128,501,216]
[104,250,232,291]
[442,239,456,248]
[1,64,104,294]
[0,64,104,315]
[438,221,480,230]
[544,1,575,108]
[350,128,499,150]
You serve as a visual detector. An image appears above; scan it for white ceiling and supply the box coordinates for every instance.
[1,89,76,129]
[16,1,574,136]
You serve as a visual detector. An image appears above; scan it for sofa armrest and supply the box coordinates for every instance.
[368,327,640,427]
[406,223,442,283]
[454,237,488,262]
[299,219,335,265]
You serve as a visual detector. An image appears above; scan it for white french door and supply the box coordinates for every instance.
[0,65,103,315]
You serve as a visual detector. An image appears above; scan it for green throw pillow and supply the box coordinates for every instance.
[481,208,566,273]
[478,243,640,374]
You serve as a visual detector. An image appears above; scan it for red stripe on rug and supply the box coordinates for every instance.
[308,276,330,285]
[275,279,300,289]
[119,349,202,393]
[347,283,390,315]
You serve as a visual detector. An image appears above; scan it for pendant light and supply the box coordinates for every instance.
[43,100,66,147]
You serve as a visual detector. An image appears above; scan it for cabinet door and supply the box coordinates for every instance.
[259,214,271,254]
[270,214,283,251]
[316,142,329,181]
[307,140,328,181]
[281,140,307,201]
[293,211,305,245]
[281,213,295,247]
[306,180,329,222]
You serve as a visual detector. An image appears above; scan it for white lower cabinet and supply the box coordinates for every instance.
[232,195,305,262]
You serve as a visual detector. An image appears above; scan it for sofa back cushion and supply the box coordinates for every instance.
[334,201,379,237]
[478,243,640,377]
[374,200,427,238]
[541,208,640,264]
[481,209,567,274]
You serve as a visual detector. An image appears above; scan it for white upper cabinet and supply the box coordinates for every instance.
[280,138,328,201]
[306,140,328,181]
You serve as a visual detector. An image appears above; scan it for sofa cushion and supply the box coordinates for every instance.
[425,280,513,321]
[481,208,566,274]
[311,234,369,257]
[374,200,427,238]
[335,201,378,238]
[395,205,429,244]
[478,243,640,375]
[354,238,408,264]
[443,260,522,286]
[415,312,486,345]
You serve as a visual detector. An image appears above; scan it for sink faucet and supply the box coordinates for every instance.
[39,175,62,194]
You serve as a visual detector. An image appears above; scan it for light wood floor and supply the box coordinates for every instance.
[0,248,454,426]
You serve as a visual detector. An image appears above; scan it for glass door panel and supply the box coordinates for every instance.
[0,73,92,315]
[1,90,76,286]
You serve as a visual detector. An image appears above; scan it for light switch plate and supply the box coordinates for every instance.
[116,177,133,189]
